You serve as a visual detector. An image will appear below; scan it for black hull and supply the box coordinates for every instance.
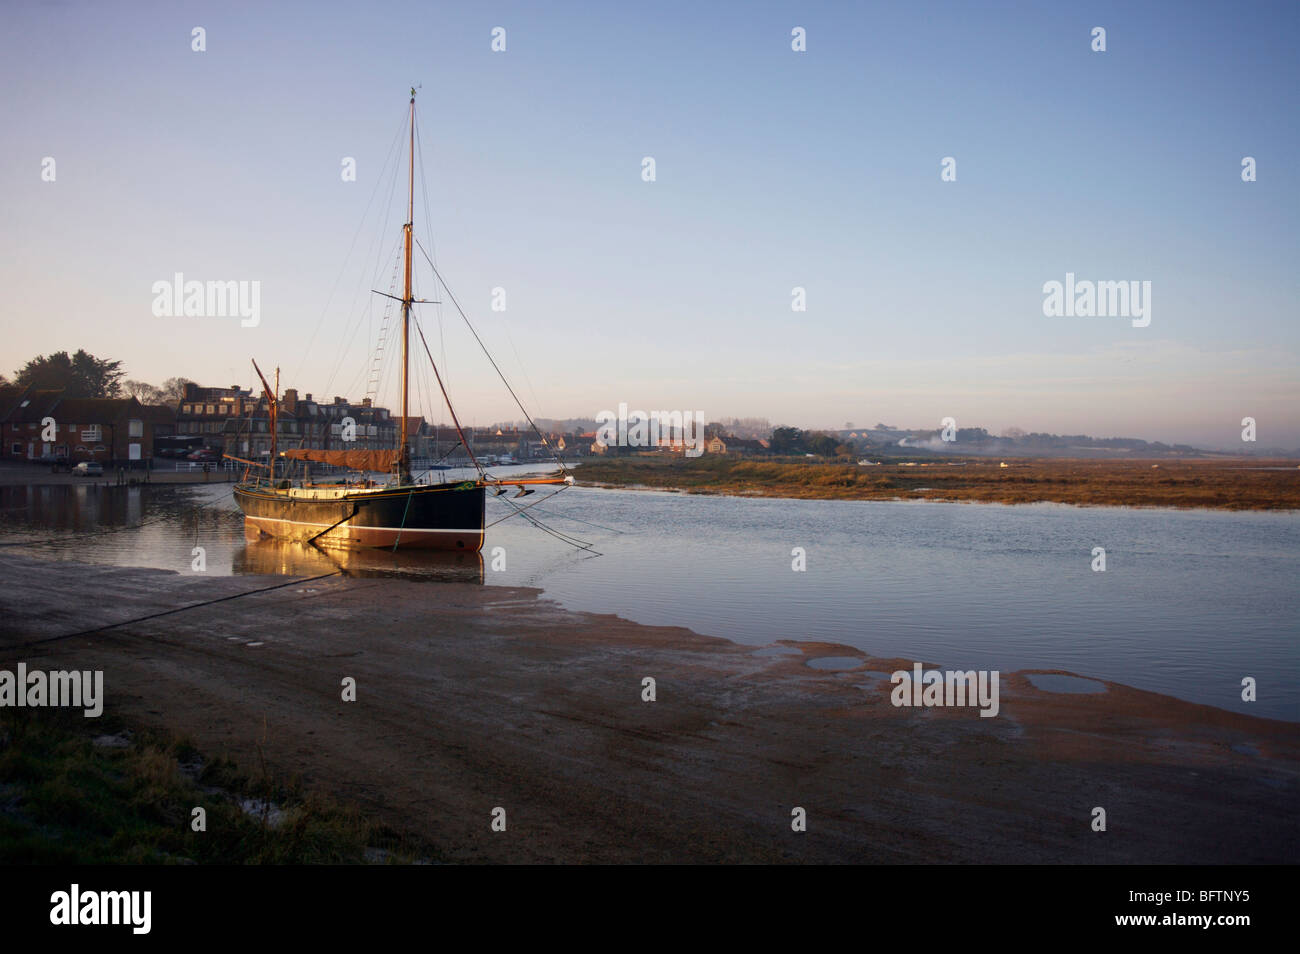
[234,481,486,551]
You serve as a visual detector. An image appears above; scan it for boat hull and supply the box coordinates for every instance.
[234,481,486,551]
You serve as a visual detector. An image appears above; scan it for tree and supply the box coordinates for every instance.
[158,378,195,404]
[768,426,805,455]
[123,379,165,404]
[807,433,839,457]
[14,350,125,398]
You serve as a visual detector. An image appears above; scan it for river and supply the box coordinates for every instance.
[2,472,1295,721]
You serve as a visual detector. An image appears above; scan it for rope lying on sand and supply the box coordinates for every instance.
[10,571,342,649]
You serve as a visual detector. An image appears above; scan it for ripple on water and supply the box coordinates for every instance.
[752,646,802,657]
[1025,673,1107,694]
[806,656,864,671]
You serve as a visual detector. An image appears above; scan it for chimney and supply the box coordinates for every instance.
[282,388,298,413]
[304,393,313,403]
[361,397,372,407]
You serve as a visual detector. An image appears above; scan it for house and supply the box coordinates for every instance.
[0,385,165,465]
[1,387,63,460]
[706,435,768,456]
[53,398,156,463]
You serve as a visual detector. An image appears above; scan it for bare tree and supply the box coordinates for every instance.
[159,377,195,404]
[123,379,165,404]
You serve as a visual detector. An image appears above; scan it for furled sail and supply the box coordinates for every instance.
[283,448,400,470]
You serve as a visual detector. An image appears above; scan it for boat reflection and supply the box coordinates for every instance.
[233,534,484,583]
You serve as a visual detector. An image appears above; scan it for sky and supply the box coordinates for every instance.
[2,0,1297,449]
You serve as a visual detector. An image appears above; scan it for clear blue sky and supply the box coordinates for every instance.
[2,0,1296,448]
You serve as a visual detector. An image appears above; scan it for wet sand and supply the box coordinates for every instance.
[1,552,1295,863]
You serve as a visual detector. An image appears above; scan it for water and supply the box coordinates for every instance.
[1,478,1296,721]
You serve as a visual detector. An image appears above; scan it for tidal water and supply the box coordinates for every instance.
[2,476,1296,721]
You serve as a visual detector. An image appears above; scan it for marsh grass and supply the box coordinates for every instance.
[577,456,1299,510]
[0,708,437,864]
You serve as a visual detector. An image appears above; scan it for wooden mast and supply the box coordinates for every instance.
[251,359,278,483]
[272,366,279,480]
[399,88,415,482]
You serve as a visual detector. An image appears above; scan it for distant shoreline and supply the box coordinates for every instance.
[575,456,1300,511]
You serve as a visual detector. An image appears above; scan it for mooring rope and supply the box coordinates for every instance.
[9,571,343,648]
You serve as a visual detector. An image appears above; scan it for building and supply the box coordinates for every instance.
[706,435,768,456]
[176,383,255,451]
[0,385,173,465]
[174,382,401,460]
[1,387,62,459]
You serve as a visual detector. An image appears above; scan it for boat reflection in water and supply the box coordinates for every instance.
[234,530,484,584]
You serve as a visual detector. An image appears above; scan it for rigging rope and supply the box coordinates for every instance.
[413,239,570,478]
[412,317,483,476]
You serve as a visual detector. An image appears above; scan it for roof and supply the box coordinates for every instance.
[2,388,63,423]
[0,385,26,419]
[49,397,141,424]
[720,436,767,450]
[136,404,178,424]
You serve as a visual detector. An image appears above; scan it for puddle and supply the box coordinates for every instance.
[753,646,802,657]
[92,733,131,749]
[807,656,864,671]
[853,672,899,691]
[1025,673,1107,694]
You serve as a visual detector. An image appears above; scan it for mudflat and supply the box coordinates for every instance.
[1,553,1295,863]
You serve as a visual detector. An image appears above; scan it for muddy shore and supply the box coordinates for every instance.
[1,552,1295,863]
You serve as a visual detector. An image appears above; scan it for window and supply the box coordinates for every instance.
[82,425,102,442]
[128,419,143,438]
[206,404,215,415]
[10,443,20,455]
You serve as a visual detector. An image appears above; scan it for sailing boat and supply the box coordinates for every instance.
[229,90,571,552]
